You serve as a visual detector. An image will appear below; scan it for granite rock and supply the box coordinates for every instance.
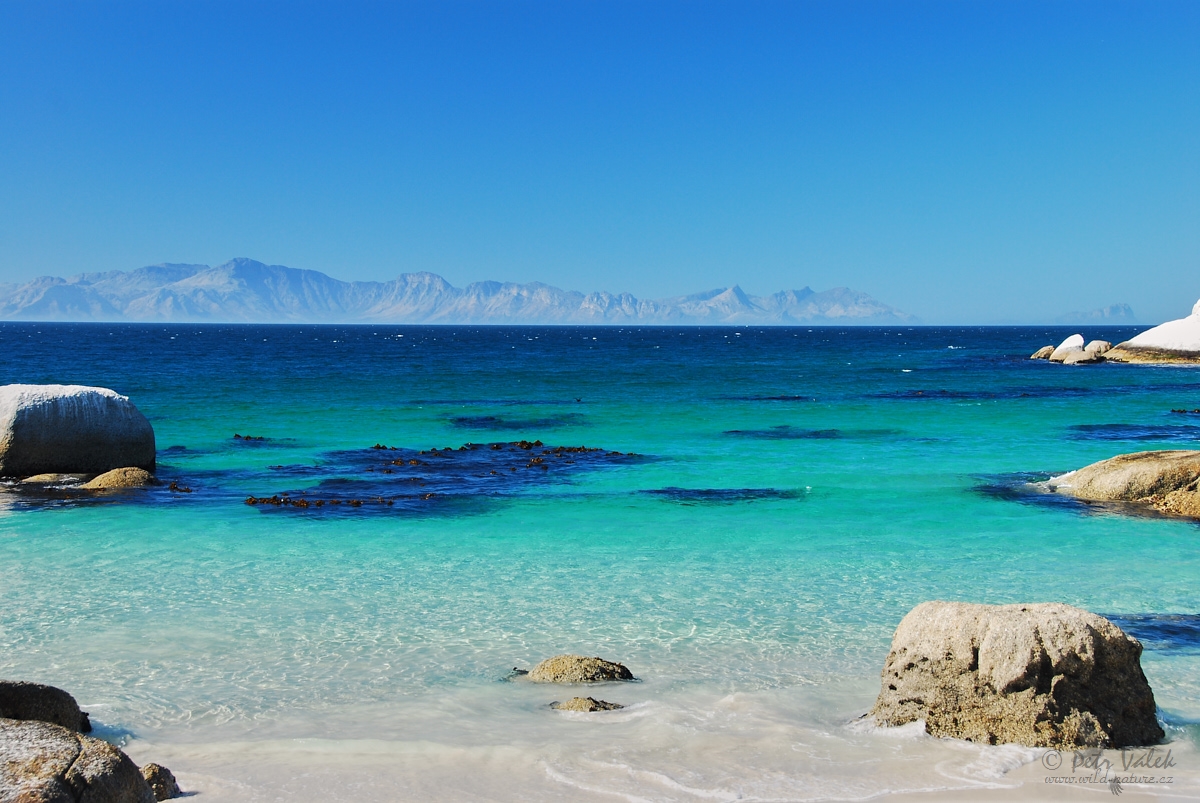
[527,655,635,683]
[1048,334,1085,363]
[0,385,155,477]
[872,601,1163,749]
[1049,450,1200,502]
[551,697,624,712]
[0,680,91,732]
[140,763,182,800]
[0,718,156,803]
[82,467,158,490]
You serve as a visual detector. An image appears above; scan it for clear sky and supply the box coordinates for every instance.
[0,1,1196,323]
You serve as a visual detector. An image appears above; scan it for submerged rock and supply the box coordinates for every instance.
[141,763,182,800]
[1029,345,1055,360]
[0,679,91,732]
[527,655,635,683]
[82,467,158,490]
[19,473,90,485]
[872,601,1163,749]
[1048,449,1200,519]
[551,697,624,712]
[0,718,156,803]
[0,384,155,477]
[1107,299,1200,364]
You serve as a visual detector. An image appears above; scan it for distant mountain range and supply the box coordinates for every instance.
[1055,303,1138,325]
[0,258,915,325]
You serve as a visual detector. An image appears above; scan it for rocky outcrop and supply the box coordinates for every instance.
[82,467,158,490]
[527,655,635,683]
[0,718,156,803]
[1034,337,1110,365]
[0,385,155,477]
[551,697,624,712]
[872,602,1163,749]
[1047,450,1200,519]
[1107,299,1200,364]
[140,763,181,801]
[0,680,91,732]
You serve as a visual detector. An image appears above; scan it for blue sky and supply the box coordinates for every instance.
[0,0,1196,323]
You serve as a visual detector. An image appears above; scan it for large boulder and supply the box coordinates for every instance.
[0,385,155,477]
[0,718,156,802]
[527,655,635,683]
[872,602,1163,749]
[0,679,91,732]
[1048,450,1200,519]
[1048,334,1084,363]
[1084,339,1112,356]
[1106,299,1200,364]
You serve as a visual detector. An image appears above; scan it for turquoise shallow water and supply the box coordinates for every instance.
[1,323,1198,800]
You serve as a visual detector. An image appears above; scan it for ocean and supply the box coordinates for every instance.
[1,323,1198,801]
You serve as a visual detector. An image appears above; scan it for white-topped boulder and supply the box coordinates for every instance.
[1107,299,1200,363]
[0,385,155,477]
[1048,334,1085,362]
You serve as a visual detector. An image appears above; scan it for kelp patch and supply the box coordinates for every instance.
[246,440,645,514]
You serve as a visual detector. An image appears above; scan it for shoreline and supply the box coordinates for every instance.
[121,731,1200,802]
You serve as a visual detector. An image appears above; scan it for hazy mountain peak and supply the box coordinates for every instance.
[1055,303,1137,325]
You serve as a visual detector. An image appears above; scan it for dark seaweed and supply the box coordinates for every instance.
[246,440,647,515]
[230,434,296,447]
[724,426,842,440]
[871,386,1095,401]
[1067,423,1200,442]
[414,398,584,407]
[1103,614,1200,654]
[723,426,902,440]
[723,395,815,402]
[641,487,803,504]
[447,414,587,431]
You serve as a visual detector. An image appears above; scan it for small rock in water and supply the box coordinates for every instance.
[19,473,89,485]
[141,762,182,800]
[82,466,157,489]
[551,696,624,712]
[527,655,635,683]
[1029,345,1055,360]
